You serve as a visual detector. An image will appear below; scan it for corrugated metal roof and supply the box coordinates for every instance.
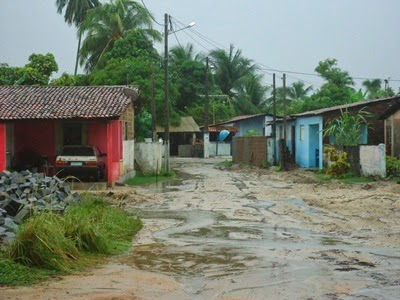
[0,85,138,120]
[157,116,200,133]
[291,96,400,118]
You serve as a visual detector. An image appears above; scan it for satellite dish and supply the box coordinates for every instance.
[123,87,139,100]
[218,130,230,142]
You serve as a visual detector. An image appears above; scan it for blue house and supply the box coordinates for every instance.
[275,96,400,169]
[204,113,275,138]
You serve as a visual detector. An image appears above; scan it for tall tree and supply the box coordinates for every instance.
[78,0,161,72]
[209,44,257,98]
[169,44,204,62]
[362,79,382,99]
[311,58,360,108]
[286,81,313,102]
[235,74,270,114]
[56,0,101,75]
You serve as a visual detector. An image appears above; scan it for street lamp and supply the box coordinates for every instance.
[164,14,195,173]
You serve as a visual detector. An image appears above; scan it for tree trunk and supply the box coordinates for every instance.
[74,31,82,76]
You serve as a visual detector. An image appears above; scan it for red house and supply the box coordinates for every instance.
[0,85,138,185]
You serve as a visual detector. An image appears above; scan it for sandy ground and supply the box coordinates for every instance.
[1,158,400,299]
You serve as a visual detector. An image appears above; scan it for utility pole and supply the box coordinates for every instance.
[164,13,170,173]
[204,57,210,158]
[272,73,276,165]
[281,73,287,170]
[151,64,157,142]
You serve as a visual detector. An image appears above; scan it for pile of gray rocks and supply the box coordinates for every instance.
[0,170,81,248]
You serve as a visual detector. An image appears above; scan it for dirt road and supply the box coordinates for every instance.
[2,157,400,299]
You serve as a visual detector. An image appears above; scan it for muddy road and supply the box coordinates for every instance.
[2,157,400,299]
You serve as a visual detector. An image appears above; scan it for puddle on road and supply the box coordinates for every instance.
[126,169,400,299]
[144,170,204,194]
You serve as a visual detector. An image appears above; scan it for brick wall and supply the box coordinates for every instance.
[119,103,134,140]
[232,136,268,167]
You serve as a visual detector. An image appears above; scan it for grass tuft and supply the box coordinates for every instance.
[125,170,175,186]
[2,194,142,286]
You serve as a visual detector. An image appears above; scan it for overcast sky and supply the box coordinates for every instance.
[1,0,399,91]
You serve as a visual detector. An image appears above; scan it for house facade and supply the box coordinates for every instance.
[0,85,138,184]
[275,96,400,168]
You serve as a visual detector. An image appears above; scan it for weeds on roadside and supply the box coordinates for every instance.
[2,194,142,286]
[125,169,175,186]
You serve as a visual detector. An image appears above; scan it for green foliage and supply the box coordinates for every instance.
[0,256,57,286]
[214,160,234,168]
[244,129,261,137]
[386,155,400,177]
[134,109,153,141]
[125,169,175,186]
[79,0,161,71]
[5,195,141,274]
[326,152,350,178]
[50,72,77,86]
[322,108,372,146]
[7,213,79,271]
[104,29,159,63]
[0,53,58,86]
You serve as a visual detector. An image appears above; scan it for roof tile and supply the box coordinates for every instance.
[0,86,137,120]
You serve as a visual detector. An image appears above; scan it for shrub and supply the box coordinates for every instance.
[386,156,400,177]
[326,152,350,178]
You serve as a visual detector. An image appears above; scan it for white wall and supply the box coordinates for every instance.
[360,144,386,178]
[208,142,231,156]
[123,140,135,174]
[134,142,163,175]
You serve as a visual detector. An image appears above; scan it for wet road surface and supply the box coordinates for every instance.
[124,158,400,299]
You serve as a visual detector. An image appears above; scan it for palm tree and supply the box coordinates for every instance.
[235,74,270,114]
[286,81,313,102]
[209,44,257,97]
[78,0,161,72]
[362,79,382,99]
[56,0,101,75]
[169,43,204,63]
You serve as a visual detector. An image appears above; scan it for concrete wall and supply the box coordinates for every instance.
[134,142,163,175]
[123,140,135,173]
[208,142,231,156]
[360,144,386,178]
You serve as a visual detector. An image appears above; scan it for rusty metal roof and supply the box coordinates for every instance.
[291,96,400,118]
[0,85,138,120]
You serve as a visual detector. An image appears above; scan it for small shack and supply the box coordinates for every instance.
[157,116,200,156]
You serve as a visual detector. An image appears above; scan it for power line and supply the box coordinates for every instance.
[140,0,163,26]
[169,15,400,89]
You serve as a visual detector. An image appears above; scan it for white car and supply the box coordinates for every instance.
[55,145,107,181]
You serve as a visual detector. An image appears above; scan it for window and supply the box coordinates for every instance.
[300,125,305,141]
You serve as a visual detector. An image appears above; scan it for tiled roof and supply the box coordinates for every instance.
[0,86,138,120]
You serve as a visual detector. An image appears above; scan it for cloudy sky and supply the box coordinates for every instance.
[1,0,399,91]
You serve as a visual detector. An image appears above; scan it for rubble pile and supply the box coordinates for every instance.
[0,170,81,247]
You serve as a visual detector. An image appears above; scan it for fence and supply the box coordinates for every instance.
[232,136,269,167]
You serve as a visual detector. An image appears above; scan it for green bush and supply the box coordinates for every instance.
[326,152,350,178]
[386,156,400,177]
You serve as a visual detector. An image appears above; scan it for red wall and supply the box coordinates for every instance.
[14,121,56,167]
[88,121,108,155]
[107,120,122,184]
[0,123,6,171]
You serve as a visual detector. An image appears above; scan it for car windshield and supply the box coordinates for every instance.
[61,147,95,156]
